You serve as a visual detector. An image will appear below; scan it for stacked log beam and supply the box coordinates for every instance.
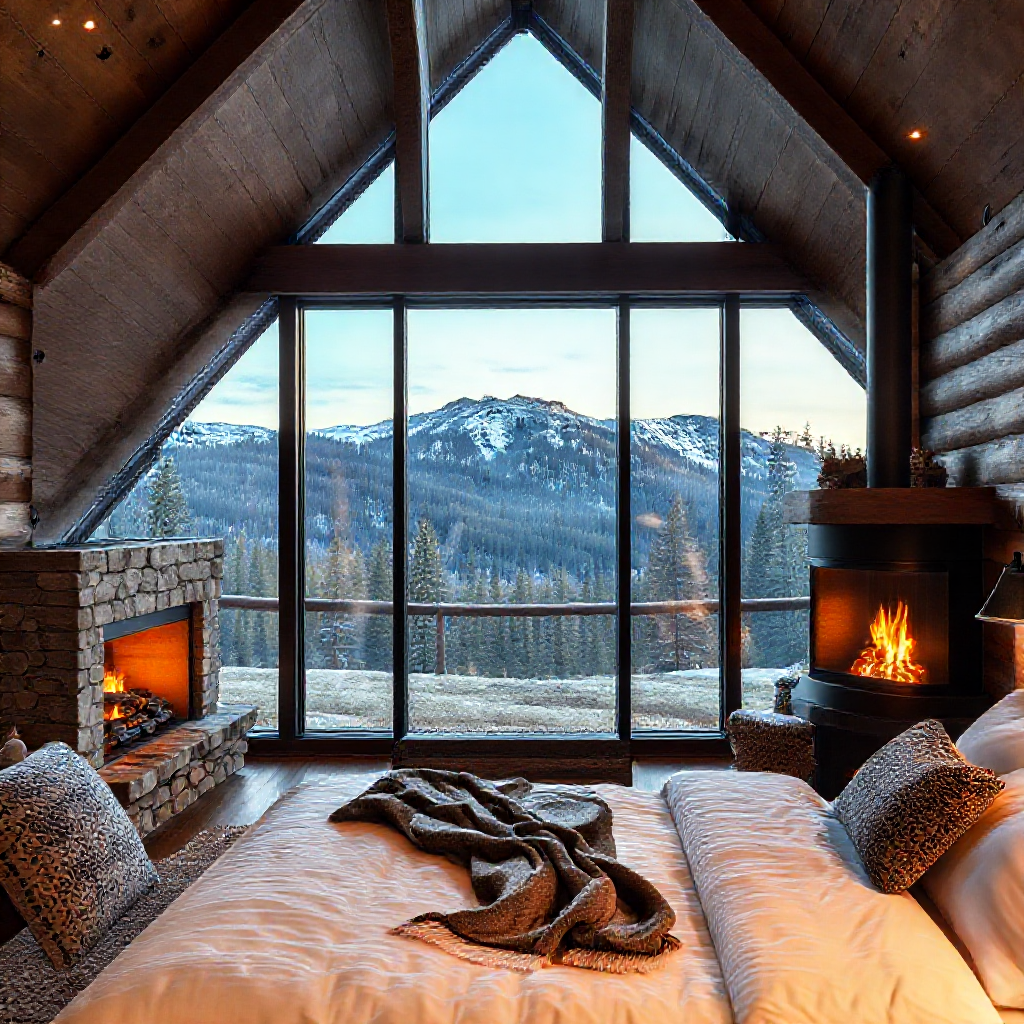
[920,195,1024,694]
[0,264,32,547]
[921,192,1024,497]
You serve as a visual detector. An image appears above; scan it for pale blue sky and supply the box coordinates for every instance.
[191,32,865,449]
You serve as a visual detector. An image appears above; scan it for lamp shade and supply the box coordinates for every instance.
[977,552,1024,625]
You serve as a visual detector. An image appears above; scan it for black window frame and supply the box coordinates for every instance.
[249,278,805,760]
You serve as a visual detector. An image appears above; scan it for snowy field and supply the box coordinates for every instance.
[219,666,784,733]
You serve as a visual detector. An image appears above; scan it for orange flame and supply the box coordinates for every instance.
[103,670,125,694]
[850,601,927,684]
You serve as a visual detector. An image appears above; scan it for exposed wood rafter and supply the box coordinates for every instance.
[687,0,961,256]
[3,0,315,284]
[247,242,806,295]
[602,0,635,243]
[386,0,430,244]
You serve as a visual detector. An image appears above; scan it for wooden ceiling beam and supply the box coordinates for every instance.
[247,242,806,295]
[602,0,635,243]
[3,0,315,284]
[688,0,961,255]
[386,0,430,244]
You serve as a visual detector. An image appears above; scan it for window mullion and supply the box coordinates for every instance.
[616,297,631,741]
[277,297,305,741]
[720,295,742,722]
[393,297,409,740]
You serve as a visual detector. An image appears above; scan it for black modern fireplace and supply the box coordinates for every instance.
[785,493,995,796]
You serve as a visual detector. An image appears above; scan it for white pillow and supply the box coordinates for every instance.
[957,689,1024,775]
[923,767,1024,1008]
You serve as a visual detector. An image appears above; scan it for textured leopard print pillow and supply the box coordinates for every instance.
[0,742,158,968]
[833,719,1003,894]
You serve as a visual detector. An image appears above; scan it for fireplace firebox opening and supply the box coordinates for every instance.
[102,607,193,759]
[811,566,949,688]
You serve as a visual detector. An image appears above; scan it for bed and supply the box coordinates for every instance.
[50,768,1005,1024]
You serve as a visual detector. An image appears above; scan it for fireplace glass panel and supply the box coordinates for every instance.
[811,567,949,686]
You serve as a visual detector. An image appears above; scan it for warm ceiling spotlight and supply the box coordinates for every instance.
[51,17,61,25]
[83,19,96,29]
[907,129,924,140]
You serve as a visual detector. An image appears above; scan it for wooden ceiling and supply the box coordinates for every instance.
[1,0,250,253]
[745,0,1024,242]
[3,0,1022,539]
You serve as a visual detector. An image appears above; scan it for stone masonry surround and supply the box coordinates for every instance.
[0,540,224,767]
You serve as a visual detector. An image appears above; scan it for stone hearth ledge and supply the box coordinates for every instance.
[100,705,256,837]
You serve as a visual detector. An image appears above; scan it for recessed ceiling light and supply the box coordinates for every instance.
[907,129,924,140]
[51,17,61,25]
[83,19,96,30]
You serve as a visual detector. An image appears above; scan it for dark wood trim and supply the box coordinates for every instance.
[602,0,635,243]
[385,0,430,244]
[617,298,631,739]
[781,487,997,525]
[721,296,742,720]
[5,0,311,281]
[248,733,732,762]
[248,735,394,757]
[277,298,303,741]
[631,735,731,758]
[687,0,959,256]
[248,243,806,296]
[393,299,408,738]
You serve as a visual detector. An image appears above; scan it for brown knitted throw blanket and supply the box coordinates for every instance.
[329,769,680,973]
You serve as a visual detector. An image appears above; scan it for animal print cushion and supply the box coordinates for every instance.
[726,709,815,783]
[0,742,157,968]
[833,719,1003,894]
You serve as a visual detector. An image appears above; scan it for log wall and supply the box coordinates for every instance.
[920,193,1024,693]
[0,264,32,547]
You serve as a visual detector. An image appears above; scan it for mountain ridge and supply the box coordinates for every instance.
[175,394,820,486]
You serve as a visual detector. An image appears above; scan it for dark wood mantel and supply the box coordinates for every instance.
[782,487,998,525]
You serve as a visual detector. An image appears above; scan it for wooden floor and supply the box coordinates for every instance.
[143,756,729,859]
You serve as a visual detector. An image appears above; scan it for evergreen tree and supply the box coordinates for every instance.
[230,531,253,667]
[248,540,269,666]
[146,456,193,537]
[510,568,533,678]
[409,518,442,672]
[365,540,393,671]
[485,570,508,676]
[646,494,716,671]
[743,426,809,668]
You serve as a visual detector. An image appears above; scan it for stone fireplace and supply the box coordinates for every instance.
[0,540,255,835]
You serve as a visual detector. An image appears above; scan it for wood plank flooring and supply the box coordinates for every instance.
[143,755,732,859]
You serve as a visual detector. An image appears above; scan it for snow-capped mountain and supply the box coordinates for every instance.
[121,395,822,567]
[171,420,276,448]
[291,394,819,486]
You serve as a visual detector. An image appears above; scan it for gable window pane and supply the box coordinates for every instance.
[303,309,393,732]
[429,33,601,242]
[406,308,616,735]
[630,308,721,731]
[739,308,866,710]
[629,137,731,242]
[315,164,395,244]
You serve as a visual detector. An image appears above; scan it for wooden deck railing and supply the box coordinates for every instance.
[220,594,810,675]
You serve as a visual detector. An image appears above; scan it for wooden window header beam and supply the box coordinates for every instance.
[386,0,430,244]
[601,0,635,243]
[247,242,805,296]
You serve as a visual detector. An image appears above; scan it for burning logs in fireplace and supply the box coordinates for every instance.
[103,671,175,755]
